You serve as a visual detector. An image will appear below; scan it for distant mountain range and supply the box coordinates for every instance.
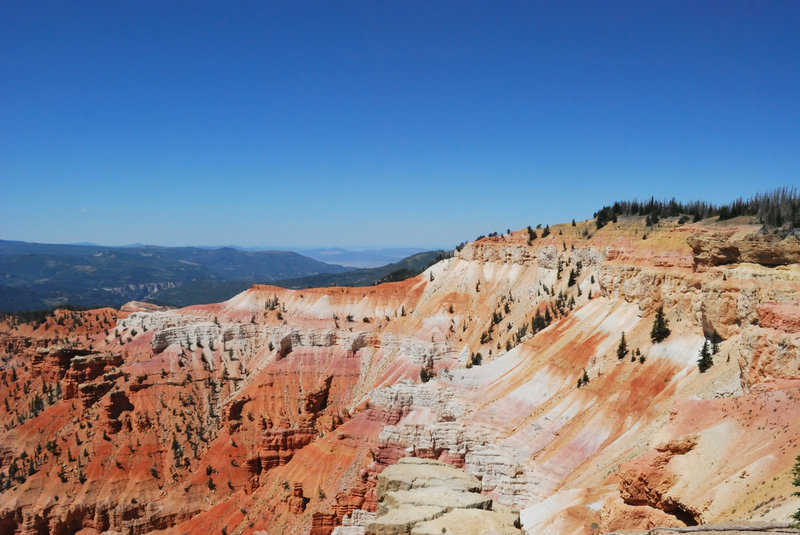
[68,244,430,268]
[295,248,428,268]
[148,250,449,307]
[0,240,349,312]
[0,240,446,312]
[272,250,450,289]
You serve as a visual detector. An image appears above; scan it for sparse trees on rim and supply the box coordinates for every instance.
[526,226,537,244]
[593,188,800,229]
[595,206,618,228]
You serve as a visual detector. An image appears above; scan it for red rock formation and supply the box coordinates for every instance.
[757,301,800,332]
[257,428,316,473]
[101,390,134,433]
[61,352,123,402]
[287,483,308,514]
[618,435,702,524]
[310,512,338,535]
[0,217,798,535]
[304,375,333,414]
[30,346,82,383]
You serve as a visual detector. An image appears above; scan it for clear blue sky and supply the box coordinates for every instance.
[1,1,798,249]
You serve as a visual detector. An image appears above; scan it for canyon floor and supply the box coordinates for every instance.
[1,215,799,535]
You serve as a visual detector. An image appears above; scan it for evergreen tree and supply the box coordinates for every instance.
[698,340,713,373]
[617,332,628,360]
[595,206,617,229]
[711,329,720,354]
[526,226,537,244]
[650,306,671,343]
[541,225,550,237]
[791,454,800,527]
[592,188,800,230]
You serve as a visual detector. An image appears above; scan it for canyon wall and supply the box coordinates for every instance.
[0,216,798,535]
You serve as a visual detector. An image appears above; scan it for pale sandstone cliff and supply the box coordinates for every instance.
[350,456,520,535]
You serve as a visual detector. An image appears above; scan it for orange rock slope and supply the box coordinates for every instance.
[0,216,798,535]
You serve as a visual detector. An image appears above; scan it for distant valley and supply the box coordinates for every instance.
[0,240,444,312]
[295,247,428,268]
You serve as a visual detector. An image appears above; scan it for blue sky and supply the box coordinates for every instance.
[1,1,798,248]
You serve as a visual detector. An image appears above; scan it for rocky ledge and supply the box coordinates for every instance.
[687,228,800,266]
[348,457,521,535]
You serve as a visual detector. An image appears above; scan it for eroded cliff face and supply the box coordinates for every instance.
[352,456,521,535]
[0,216,798,535]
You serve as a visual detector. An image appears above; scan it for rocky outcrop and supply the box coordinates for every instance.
[311,512,340,535]
[76,380,114,407]
[120,301,170,313]
[334,485,370,524]
[618,435,702,525]
[31,346,89,383]
[305,375,333,413]
[756,301,800,332]
[687,229,800,266]
[246,428,317,489]
[61,352,123,401]
[287,483,309,514]
[357,457,520,535]
[333,509,376,535]
[101,390,134,433]
[730,326,800,386]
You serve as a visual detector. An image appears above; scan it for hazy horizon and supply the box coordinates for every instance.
[0,237,440,253]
